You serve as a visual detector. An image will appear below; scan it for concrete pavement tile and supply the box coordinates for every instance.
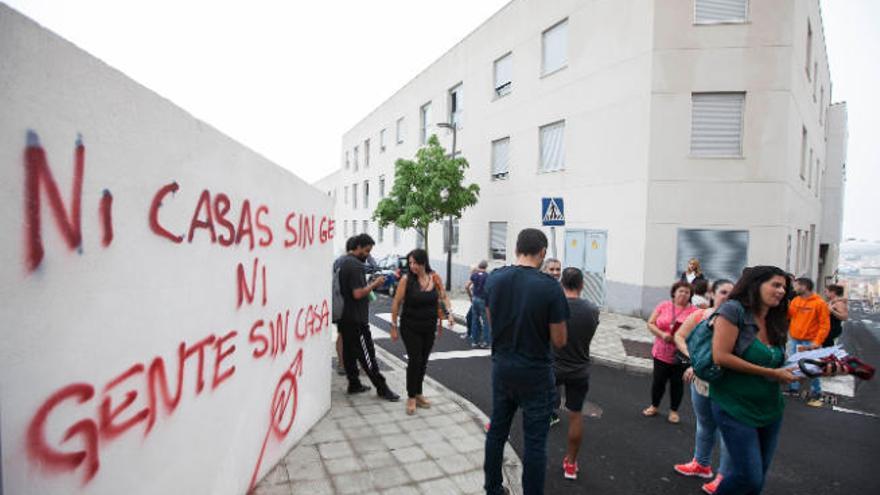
[252,482,294,495]
[466,450,485,466]
[311,419,340,433]
[437,423,470,439]
[423,440,456,459]
[403,459,444,481]
[397,417,430,433]
[356,404,385,416]
[310,427,346,444]
[364,412,396,426]
[324,456,364,475]
[283,445,320,469]
[391,445,428,464]
[297,433,318,446]
[382,486,421,495]
[424,414,455,428]
[382,433,413,450]
[374,421,403,435]
[329,405,358,419]
[417,477,460,494]
[370,465,411,489]
[446,411,472,423]
[450,470,485,494]
[289,479,335,495]
[350,436,387,454]
[452,434,485,454]
[318,441,354,459]
[262,463,290,485]
[332,471,376,494]
[337,415,368,428]
[362,450,397,469]
[409,428,444,445]
[435,454,472,475]
[287,460,326,482]
[436,403,459,413]
[342,424,377,440]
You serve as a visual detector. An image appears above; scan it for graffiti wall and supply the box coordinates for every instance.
[0,5,333,494]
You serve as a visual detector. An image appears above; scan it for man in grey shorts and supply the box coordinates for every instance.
[554,267,599,480]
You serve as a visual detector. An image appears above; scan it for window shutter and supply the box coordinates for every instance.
[540,121,565,172]
[492,138,510,178]
[695,0,748,24]
[542,20,568,74]
[677,229,749,282]
[489,222,508,260]
[494,54,512,96]
[690,92,745,157]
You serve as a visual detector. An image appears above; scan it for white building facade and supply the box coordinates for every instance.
[331,0,847,316]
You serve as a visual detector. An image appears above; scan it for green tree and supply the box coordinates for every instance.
[373,135,480,255]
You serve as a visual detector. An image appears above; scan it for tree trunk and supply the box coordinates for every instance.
[421,226,429,256]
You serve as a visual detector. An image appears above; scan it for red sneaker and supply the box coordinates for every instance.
[563,457,579,480]
[702,474,723,494]
[673,459,713,479]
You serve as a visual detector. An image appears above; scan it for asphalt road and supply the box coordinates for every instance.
[369,296,880,494]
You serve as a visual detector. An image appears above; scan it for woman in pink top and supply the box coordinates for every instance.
[643,281,698,423]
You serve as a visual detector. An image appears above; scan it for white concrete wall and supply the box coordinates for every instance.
[822,102,847,245]
[0,5,333,494]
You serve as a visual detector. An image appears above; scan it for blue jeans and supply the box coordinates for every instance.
[470,297,491,345]
[484,356,553,495]
[712,403,782,495]
[691,383,730,473]
[787,338,821,396]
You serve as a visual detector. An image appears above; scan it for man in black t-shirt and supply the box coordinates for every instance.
[554,267,599,480]
[338,234,399,401]
[483,229,569,495]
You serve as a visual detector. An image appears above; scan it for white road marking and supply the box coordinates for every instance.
[821,374,856,398]
[832,406,879,418]
[400,349,491,361]
[375,313,468,334]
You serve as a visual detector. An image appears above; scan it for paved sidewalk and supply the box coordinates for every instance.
[254,341,523,495]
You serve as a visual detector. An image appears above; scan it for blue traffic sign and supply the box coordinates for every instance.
[541,197,565,226]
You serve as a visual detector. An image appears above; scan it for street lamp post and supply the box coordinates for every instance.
[437,121,456,292]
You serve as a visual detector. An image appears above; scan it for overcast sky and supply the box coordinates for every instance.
[5,0,878,240]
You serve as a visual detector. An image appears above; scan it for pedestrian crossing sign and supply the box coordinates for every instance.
[541,197,565,226]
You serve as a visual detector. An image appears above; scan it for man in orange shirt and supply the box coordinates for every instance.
[787,277,831,406]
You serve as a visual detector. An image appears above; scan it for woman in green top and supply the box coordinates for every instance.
[710,266,797,495]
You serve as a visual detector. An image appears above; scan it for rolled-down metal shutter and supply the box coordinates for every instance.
[489,222,508,261]
[695,0,748,24]
[677,229,749,282]
[690,92,745,157]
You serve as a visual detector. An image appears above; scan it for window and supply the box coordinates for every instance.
[449,84,463,128]
[378,225,384,243]
[344,185,349,204]
[491,137,510,179]
[690,92,745,157]
[353,145,359,171]
[808,148,814,188]
[494,53,512,97]
[379,175,386,198]
[800,126,808,179]
[352,183,358,209]
[806,21,813,79]
[380,129,386,152]
[364,139,370,167]
[542,19,568,75]
[694,0,748,24]
[420,102,432,145]
[812,63,818,101]
[396,117,405,144]
[677,229,749,282]
[363,180,369,209]
[352,220,358,234]
[539,121,565,172]
[416,230,424,249]
[815,159,821,197]
[393,226,401,245]
[343,220,349,238]
[443,218,460,254]
[819,87,825,125]
[489,222,508,261]
[362,220,368,236]
[345,151,350,169]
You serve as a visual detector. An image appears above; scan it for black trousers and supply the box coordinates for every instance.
[651,358,685,411]
[339,321,388,393]
[400,327,436,398]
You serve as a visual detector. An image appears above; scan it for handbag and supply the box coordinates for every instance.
[686,314,723,382]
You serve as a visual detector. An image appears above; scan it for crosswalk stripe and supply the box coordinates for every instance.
[374,313,468,334]
[427,349,490,361]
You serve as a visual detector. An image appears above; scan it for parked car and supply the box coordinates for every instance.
[369,254,408,296]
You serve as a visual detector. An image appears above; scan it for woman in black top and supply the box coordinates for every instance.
[680,258,706,285]
[390,249,454,414]
[823,284,848,347]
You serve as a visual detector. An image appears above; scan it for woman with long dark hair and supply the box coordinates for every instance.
[390,249,454,415]
[709,266,799,494]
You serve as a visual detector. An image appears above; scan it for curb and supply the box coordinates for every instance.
[373,344,524,495]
